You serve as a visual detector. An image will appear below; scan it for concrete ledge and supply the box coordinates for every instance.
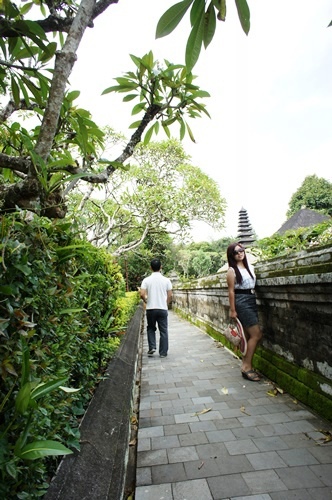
[45,304,144,500]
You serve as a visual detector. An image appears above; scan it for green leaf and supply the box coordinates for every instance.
[123,94,137,102]
[19,2,33,16]
[20,338,30,387]
[11,76,20,107]
[190,0,205,27]
[162,122,171,139]
[67,90,81,102]
[58,308,87,314]
[156,0,194,38]
[185,14,205,71]
[31,377,68,400]
[0,284,16,295]
[15,382,32,414]
[59,386,81,393]
[17,440,73,460]
[132,102,146,115]
[204,2,216,48]
[235,0,250,35]
[39,41,57,63]
[186,121,196,142]
[5,461,17,480]
[179,118,186,140]
[143,123,156,145]
[129,120,142,129]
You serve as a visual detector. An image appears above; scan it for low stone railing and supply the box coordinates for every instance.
[171,244,332,421]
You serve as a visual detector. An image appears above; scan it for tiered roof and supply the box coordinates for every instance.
[236,207,256,246]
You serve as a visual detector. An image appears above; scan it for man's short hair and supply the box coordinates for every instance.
[150,258,161,271]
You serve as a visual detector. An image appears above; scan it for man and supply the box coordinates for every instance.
[140,258,173,357]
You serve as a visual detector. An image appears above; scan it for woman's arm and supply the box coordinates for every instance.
[226,268,237,319]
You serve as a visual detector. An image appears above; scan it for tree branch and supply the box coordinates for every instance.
[112,225,149,256]
[34,0,97,165]
[0,153,30,174]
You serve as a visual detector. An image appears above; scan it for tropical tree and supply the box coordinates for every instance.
[69,138,226,254]
[0,0,250,219]
[287,175,332,217]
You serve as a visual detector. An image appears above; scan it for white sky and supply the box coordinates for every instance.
[70,0,332,241]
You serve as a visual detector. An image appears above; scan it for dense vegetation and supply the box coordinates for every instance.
[0,213,139,498]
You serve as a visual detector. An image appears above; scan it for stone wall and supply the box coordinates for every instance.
[171,244,332,421]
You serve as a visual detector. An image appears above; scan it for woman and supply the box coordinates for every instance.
[226,242,262,382]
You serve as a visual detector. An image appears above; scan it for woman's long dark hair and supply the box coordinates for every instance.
[226,242,254,285]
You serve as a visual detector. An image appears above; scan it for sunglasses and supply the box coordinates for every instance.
[234,249,245,255]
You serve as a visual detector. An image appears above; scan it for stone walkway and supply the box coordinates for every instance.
[135,311,332,500]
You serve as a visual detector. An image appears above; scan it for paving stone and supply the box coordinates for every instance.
[277,448,319,466]
[206,429,237,443]
[252,436,289,452]
[207,473,251,498]
[172,478,213,500]
[232,495,272,500]
[152,435,180,450]
[138,425,164,439]
[242,469,287,494]
[151,463,187,483]
[150,415,176,427]
[270,489,319,500]
[284,420,317,434]
[189,420,218,432]
[135,483,172,500]
[233,426,265,440]
[308,443,332,463]
[179,431,209,446]
[135,466,152,486]
[215,454,254,475]
[195,442,228,460]
[137,437,151,452]
[137,449,168,467]
[184,458,221,479]
[246,451,287,470]
[167,445,200,463]
[175,412,199,424]
[306,487,332,499]
[164,423,191,436]
[225,438,260,455]
[309,464,332,486]
[276,465,324,489]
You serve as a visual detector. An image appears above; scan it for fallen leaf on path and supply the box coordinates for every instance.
[240,405,251,416]
[198,461,205,469]
[193,408,212,416]
[317,430,332,444]
[221,387,228,395]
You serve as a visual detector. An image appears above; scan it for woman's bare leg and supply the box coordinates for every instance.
[241,324,262,374]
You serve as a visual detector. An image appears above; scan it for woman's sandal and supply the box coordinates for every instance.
[241,369,261,382]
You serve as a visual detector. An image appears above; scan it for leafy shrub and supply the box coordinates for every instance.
[0,213,138,498]
[256,220,332,260]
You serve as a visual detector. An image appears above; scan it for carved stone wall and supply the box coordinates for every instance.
[171,244,332,421]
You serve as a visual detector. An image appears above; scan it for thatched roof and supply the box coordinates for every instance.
[276,208,330,234]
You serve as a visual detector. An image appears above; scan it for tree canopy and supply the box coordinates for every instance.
[0,0,249,220]
[69,138,226,255]
[287,174,332,218]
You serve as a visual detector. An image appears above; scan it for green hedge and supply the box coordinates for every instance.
[0,214,139,498]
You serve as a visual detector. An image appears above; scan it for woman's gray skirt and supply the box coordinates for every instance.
[235,294,258,328]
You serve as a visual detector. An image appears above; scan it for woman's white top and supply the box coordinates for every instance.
[233,264,256,290]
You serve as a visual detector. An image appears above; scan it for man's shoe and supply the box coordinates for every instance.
[160,354,167,358]
[147,349,156,356]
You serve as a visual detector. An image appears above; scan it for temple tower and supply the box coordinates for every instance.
[236,207,256,246]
